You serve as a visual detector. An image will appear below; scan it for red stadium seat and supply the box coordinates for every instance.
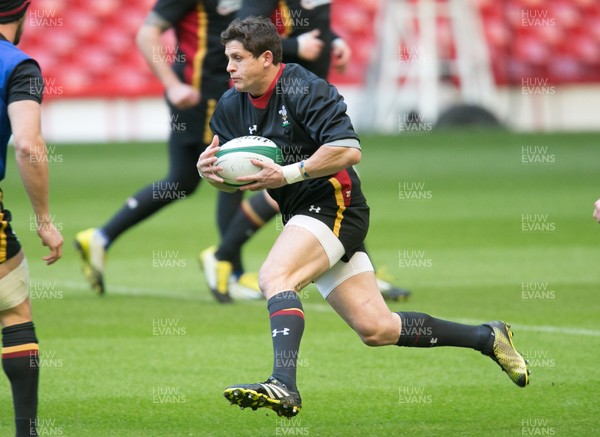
[479,0,600,84]
[15,0,600,96]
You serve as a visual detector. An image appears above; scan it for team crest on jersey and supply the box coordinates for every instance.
[279,105,290,127]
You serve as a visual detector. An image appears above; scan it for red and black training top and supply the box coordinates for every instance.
[153,0,237,99]
[210,62,366,230]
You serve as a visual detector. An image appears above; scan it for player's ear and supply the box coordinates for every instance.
[261,50,274,67]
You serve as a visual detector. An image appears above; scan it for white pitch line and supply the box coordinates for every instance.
[40,279,211,302]
[39,279,600,337]
[452,318,600,337]
[514,324,600,337]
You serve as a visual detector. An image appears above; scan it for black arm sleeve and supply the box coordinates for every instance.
[152,0,197,25]
[7,60,43,105]
[239,0,299,58]
[293,78,359,146]
[281,38,299,59]
[238,0,279,19]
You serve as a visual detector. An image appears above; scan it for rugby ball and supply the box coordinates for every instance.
[215,136,283,186]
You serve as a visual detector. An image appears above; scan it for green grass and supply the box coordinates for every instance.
[0,132,599,436]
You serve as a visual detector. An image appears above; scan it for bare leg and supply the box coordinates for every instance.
[326,271,401,346]
[0,251,39,437]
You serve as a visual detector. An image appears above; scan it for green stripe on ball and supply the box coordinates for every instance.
[216,146,283,164]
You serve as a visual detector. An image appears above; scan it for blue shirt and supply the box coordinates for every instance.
[0,38,36,180]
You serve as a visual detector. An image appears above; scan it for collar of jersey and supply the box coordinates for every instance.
[249,63,286,110]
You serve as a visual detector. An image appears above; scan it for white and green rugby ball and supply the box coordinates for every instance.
[215,136,284,186]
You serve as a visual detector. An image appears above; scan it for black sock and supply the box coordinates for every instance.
[268,291,304,392]
[396,312,492,351]
[216,194,278,272]
[102,182,185,245]
[216,190,244,235]
[216,190,245,273]
[2,322,39,437]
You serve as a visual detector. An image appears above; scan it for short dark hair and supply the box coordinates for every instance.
[0,0,31,24]
[221,16,283,64]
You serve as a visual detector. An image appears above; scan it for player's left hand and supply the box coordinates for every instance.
[331,38,351,74]
[237,159,286,191]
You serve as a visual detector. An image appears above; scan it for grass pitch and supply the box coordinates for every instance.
[0,131,599,436]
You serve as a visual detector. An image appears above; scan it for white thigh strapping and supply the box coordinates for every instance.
[286,215,345,267]
[0,258,30,312]
[314,251,374,299]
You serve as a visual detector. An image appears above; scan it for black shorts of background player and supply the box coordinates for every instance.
[203,0,410,303]
[197,16,529,418]
[73,0,236,294]
[0,2,64,435]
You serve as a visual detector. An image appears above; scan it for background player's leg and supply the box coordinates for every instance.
[101,93,206,246]
[216,191,278,273]
[215,190,244,272]
[363,244,412,301]
[1,253,39,437]
[202,192,279,302]
[101,141,201,244]
[75,101,209,294]
[1,312,39,437]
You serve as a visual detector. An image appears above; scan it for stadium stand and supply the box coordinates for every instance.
[478,0,600,85]
[18,0,600,98]
[20,0,162,98]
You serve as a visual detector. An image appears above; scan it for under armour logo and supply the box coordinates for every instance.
[309,205,321,213]
[430,338,438,345]
[272,328,290,337]
[249,124,257,134]
[345,190,351,198]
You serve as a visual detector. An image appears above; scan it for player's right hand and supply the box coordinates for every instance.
[197,135,236,193]
[166,82,200,109]
[197,135,221,180]
[37,223,63,265]
[297,29,324,61]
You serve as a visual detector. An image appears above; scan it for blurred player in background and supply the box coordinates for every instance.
[198,16,530,418]
[202,0,411,303]
[593,199,600,222]
[73,0,236,294]
[73,0,333,298]
[0,1,64,435]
